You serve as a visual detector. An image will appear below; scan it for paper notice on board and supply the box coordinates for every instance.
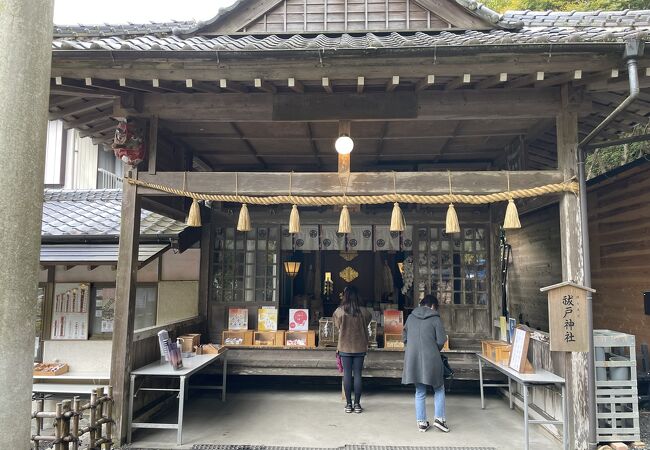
[101,320,114,333]
[509,328,526,372]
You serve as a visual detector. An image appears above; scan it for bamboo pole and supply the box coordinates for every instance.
[62,400,71,450]
[97,387,105,448]
[54,402,63,450]
[104,386,113,449]
[88,389,97,449]
[71,397,80,450]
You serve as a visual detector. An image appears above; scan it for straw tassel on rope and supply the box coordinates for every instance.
[235,173,252,232]
[288,173,300,234]
[503,172,521,229]
[445,171,460,234]
[237,204,251,232]
[289,204,300,234]
[389,172,405,232]
[338,205,351,234]
[186,199,202,227]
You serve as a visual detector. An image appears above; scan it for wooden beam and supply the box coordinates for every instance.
[305,122,323,168]
[415,74,435,91]
[219,79,248,93]
[386,75,399,92]
[444,74,471,91]
[506,74,537,89]
[49,98,114,120]
[357,76,365,94]
[136,169,567,197]
[254,78,277,93]
[62,109,112,129]
[118,78,167,94]
[114,89,589,122]
[77,120,117,138]
[322,77,333,94]
[229,122,267,167]
[288,77,305,94]
[148,116,159,174]
[110,170,141,445]
[52,52,621,82]
[187,79,221,93]
[474,73,507,89]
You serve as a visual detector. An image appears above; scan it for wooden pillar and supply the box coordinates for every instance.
[198,210,213,335]
[110,169,141,444]
[556,92,590,450]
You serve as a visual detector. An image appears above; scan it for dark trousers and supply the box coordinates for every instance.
[341,355,365,405]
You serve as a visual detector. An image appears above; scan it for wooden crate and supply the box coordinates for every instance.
[33,363,69,376]
[254,331,285,347]
[285,330,316,348]
[481,340,511,364]
[384,333,404,350]
[222,330,253,346]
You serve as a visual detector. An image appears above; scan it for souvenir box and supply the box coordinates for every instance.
[285,330,316,348]
[254,331,285,347]
[384,333,405,350]
[222,330,254,346]
[33,362,69,376]
[481,340,512,364]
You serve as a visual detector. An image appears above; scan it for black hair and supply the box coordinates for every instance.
[420,294,439,310]
[341,286,361,316]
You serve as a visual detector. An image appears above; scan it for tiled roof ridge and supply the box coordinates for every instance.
[53,20,197,38]
[44,189,122,202]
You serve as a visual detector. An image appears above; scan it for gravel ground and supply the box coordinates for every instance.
[641,410,650,447]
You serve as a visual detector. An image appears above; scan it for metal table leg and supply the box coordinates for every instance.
[127,374,135,444]
[478,356,485,409]
[508,378,513,409]
[522,383,529,450]
[177,375,186,445]
[561,384,568,450]
[222,352,228,402]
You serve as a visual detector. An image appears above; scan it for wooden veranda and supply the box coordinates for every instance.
[47,1,650,448]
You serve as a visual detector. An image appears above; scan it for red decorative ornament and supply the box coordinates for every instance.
[112,118,146,166]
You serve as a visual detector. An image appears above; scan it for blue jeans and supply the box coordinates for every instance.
[415,383,446,422]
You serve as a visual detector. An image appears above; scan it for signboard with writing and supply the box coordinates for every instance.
[541,281,595,352]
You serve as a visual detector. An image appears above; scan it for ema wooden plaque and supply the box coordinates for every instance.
[542,282,595,352]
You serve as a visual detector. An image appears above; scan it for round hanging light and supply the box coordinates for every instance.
[335,120,354,154]
[335,135,354,154]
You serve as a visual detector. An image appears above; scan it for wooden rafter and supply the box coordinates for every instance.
[50,98,113,120]
[229,122,267,168]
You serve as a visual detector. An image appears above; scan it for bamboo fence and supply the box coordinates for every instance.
[31,386,113,450]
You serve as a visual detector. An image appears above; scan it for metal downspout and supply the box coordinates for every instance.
[577,40,642,450]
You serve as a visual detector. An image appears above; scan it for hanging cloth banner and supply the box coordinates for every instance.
[347,225,373,251]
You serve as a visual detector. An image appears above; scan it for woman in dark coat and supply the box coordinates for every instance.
[402,294,449,433]
[333,286,371,414]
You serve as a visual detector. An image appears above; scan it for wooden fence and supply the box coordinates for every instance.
[31,387,113,450]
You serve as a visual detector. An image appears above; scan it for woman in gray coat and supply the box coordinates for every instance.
[402,295,449,433]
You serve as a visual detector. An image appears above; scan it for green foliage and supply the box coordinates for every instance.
[585,136,650,179]
[484,0,650,12]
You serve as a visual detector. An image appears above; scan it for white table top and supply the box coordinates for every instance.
[33,383,104,394]
[477,353,565,385]
[131,351,226,377]
[33,372,110,381]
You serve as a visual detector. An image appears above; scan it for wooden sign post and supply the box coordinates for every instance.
[541,281,595,352]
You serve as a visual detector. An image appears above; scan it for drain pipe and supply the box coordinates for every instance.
[577,38,642,450]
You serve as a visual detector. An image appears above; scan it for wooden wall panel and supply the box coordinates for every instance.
[506,204,562,331]
[589,167,650,359]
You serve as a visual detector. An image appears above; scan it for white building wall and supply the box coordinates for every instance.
[44,121,65,186]
[64,129,98,189]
